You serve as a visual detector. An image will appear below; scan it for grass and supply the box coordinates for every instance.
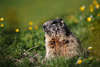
[0,0,100,67]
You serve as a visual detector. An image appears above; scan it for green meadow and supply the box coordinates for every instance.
[0,0,100,67]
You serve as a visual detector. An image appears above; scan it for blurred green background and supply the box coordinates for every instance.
[0,0,100,67]
[0,0,90,23]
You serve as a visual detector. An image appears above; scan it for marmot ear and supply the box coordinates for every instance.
[61,20,64,24]
[60,20,64,27]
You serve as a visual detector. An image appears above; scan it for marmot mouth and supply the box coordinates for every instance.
[43,24,47,32]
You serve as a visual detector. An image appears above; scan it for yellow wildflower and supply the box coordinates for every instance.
[96,4,100,9]
[0,24,4,27]
[93,0,98,5]
[34,25,38,30]
[29,21,32,26]
[28,26,32,30]
[80,5,85,12]
[77,59,82,64]
[90,8,94,12]
[0,17,4,22]
[88,46,93,50]
[97,13,100,16]
[16,28,20,32]
[89,5,94,12]
[87,17,92,22]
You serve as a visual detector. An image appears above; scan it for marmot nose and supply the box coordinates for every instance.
[43,24,46,29]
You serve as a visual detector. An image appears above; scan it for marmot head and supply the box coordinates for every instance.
[43,18,71,37]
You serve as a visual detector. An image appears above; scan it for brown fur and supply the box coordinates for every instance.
[45,34,83,60]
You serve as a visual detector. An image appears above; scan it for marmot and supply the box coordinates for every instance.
[43,19,85,60]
